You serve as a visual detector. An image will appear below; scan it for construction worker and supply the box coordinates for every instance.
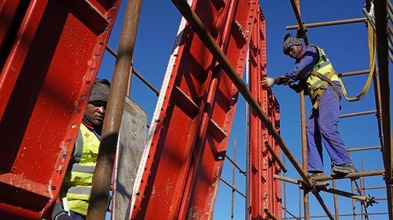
[52,78,111,220]
[262,33,357,185]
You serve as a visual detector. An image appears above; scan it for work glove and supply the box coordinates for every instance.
[262,77,276,88]
[288,82,301,93]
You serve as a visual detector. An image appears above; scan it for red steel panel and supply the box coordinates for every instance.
[247,6,282,219]
[0,0,121,218]
[131,0,259,219]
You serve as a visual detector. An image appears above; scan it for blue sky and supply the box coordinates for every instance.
[98,0,390,219]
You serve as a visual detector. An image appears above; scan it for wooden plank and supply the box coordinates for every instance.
[112,96,147,220]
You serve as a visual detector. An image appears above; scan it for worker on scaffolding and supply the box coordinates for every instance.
[52,78,111,220]
[262,33,358,185]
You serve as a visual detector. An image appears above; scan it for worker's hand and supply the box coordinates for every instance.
[262,77,275,88]
[288,82,301,93]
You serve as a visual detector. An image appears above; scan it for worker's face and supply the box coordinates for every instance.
[85,101,107,126]
[286,45,303,59]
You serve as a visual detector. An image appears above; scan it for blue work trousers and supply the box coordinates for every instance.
[306,83,352,172]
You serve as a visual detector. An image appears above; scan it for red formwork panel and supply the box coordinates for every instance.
[0,0,121,218]
[248,7,282,219]
[130,0,259,219]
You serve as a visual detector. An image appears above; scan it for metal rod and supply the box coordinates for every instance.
[265,141,287,172]
[286,17,367,30]
[264,208,280,220]
[282,206,300,220]
[220,177,246,198]
[231,139,237,220]
[171,0,312,187]
[338,69,372,77]
[289,0,309,45]
[340,110,376,118]
[86,0,143,219]
[274,174,299,184]
[106,45,160,96]
[318,188,369,204]
[374,1,393,218]
[347,146,381,152]
[311,170,385,181]
[225,154,246,175]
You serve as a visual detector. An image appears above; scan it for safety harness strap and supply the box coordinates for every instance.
[311,70,340,109]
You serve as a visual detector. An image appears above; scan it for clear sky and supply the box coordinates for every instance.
[98,0,391,219]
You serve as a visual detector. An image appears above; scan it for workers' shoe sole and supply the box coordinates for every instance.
[309,172,329,187]
[332,162,358,174]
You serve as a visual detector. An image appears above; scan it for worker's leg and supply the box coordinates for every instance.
[318,84,352,166]
[306,109,324,172]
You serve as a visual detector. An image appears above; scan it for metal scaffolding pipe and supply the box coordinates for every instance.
[264,208,280,220]
[318,187,371,204]
[220,177,246,198]
[338,69,372,77]
[106,45,160,96]
[171,0,312,187]
[311,169,385,181]
[274,174,299,184]
[340,110,376,118]
[86,0,143,219]
[225,154,246,175]
[347,146,381,152]
[286,17,367,30]
[289,0,308,44]
[374,1,393,218]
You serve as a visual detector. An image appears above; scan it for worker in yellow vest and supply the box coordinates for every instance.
[52,78,111,220]
[262,33,357,186]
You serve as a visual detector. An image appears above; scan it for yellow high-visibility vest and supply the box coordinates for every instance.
[61,123,99,216]
[306,45,340,100]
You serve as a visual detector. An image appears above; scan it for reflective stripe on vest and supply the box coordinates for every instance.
[61,123,100,216]
[306,45,339,99]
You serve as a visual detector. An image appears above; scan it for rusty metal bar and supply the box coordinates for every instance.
[264,208,280,220]
[86,0,143,219]
[290,1,311,219]
[340,110,376,118]
[363,185,387,190]
[225,154,246,175]
[286,17,367,30]
[265,141,287,172]
[274,174,299,184]
[289,0,308,44]
[362,7,376,32]
[374,1,393,218]
[171,0,312,187]
[332,178,339,220]
[318,187,375,205]
[282,206,300,220]
[311,193,334,220]
[347,146,381,152]
[231,139,237,220]
[372,68,384,158]
[338,69,372,77]
[311,170,385,181]
[220,177,246,198]
[106,45,160,96]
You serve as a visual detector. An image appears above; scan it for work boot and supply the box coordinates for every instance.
[332,162,358,174]
[309,172,329,187]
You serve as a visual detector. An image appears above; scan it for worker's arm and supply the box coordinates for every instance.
[262,46,318,88]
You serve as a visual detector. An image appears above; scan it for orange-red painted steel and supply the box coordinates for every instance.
[131,0,281,219]
[247,7,282,219]
[0,0,121,218]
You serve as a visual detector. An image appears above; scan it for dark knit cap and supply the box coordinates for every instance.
[283,33,302,54]
[89,78,111,103]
